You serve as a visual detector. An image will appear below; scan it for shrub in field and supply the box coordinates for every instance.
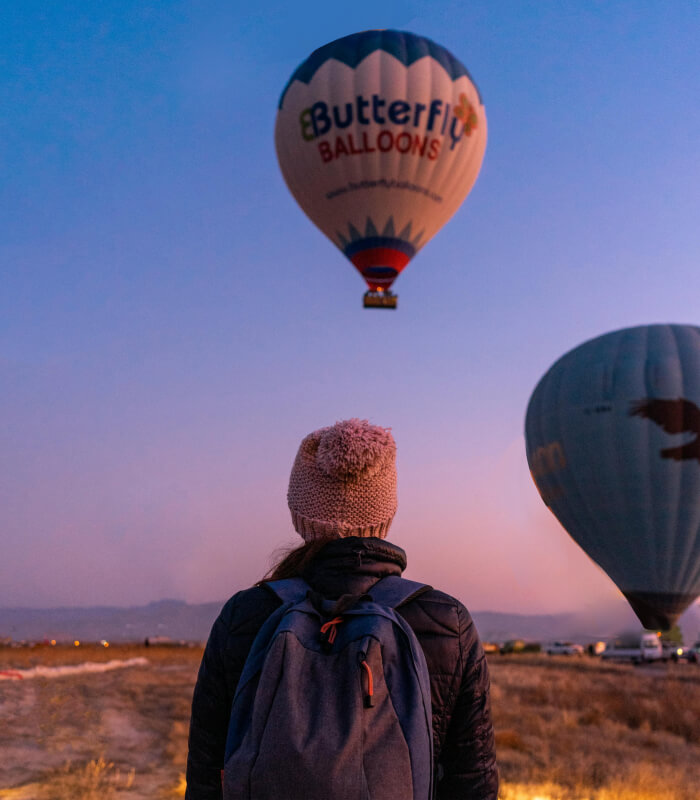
[39,759,134,800]
[495,729,528,752]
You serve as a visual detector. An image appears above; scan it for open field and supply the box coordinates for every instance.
[1,645,698,799]
[491,655,699,800]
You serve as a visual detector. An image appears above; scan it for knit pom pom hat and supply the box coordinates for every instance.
[287,419,397,541]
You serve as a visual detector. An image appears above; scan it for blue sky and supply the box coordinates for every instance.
[2,1,700,635]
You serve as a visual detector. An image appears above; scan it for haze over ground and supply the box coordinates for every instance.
[2,1,700,635]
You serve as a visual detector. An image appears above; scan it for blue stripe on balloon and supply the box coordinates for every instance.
[279,30,480,109]
[343,236,417,258]
[364,266,399,278]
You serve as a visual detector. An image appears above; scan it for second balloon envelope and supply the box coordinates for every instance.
[525,324,700,631]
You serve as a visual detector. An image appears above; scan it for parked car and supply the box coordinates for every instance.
[546,641,584,655]
[500,639,525,654]
[601,631,663,663]
[671,642,700,663]
[586,641,606,656]
[669,646,694,663]
[500,639,541,654]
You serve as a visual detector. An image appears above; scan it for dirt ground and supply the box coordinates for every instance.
[1,645,699,800]
[0,645,200,799]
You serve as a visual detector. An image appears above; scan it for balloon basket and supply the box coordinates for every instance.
[363,291,397,309]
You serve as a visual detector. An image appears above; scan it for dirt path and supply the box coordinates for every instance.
[0,657,198,799]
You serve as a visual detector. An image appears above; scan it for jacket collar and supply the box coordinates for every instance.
[302,536,407,598]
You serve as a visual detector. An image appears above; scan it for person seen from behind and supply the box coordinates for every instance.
[186,419,499,800]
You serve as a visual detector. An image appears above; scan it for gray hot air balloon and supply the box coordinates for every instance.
[525,324,700,630]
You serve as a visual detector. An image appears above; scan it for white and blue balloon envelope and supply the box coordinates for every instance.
[275,30,487,300]
[526,324,700,630]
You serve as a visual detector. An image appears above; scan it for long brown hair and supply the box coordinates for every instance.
[259,537,336,583]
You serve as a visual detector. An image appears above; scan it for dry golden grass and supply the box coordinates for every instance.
[1,647,698,799]
[0,645,199,799]
[490,654,700,800]
[37,758,135,800]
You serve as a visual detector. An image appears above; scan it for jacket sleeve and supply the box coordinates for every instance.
[185,587,279,800]
[185,598,236,800]
[437,604,499,800]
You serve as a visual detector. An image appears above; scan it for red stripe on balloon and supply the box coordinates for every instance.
[349,248,411,271]
[349,247,411,291]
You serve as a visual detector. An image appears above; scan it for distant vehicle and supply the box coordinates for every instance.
[663,641,700,663]
[601,631,663,663]
[144,636,191,647]
[500,640,541,654]
[546,641,584,656]
[586,641,606,656]
[660,641,684,660]
[690,641,700,663]
[668,646,694,663]
[144,636,175,646]
[499,639,525,654]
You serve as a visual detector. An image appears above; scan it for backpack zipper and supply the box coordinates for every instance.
[359,657,374,708]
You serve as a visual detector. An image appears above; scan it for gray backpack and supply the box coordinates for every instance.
[223,575,434,800]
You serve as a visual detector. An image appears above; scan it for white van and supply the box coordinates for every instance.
[601,631,663,663]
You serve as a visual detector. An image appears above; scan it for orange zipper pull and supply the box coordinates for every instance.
[320,616,344,646]
[360,659,374,708]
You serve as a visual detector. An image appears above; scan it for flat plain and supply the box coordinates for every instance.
[0,645,698,800]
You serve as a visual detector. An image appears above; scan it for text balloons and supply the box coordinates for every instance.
[275,30,487,305]
[525,324,700,630]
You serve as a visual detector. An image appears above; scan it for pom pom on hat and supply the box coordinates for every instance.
[288,419,397,541]
[315,419,395,480]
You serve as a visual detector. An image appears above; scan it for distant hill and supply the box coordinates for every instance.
[0,599,223,644]
[1,598,698,646]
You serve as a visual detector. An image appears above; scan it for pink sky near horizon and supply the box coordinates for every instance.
[0,427,631,614]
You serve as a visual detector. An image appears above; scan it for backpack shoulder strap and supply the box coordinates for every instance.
[264,577,310,605]
[368,575,432,609]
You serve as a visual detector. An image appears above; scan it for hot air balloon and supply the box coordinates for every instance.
[275,30,487,308]
[525,324,700,631]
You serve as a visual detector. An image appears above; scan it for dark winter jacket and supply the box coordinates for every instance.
[186,537,498,800]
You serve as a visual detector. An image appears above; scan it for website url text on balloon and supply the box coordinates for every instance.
[326,180,443,204]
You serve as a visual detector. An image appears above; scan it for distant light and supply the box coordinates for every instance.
[101,640,109,648]
[50,639,56,646]
[74,640,80,647]
[677,648,683,656]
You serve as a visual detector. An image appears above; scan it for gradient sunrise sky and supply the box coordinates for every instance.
[2,1,700,633]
